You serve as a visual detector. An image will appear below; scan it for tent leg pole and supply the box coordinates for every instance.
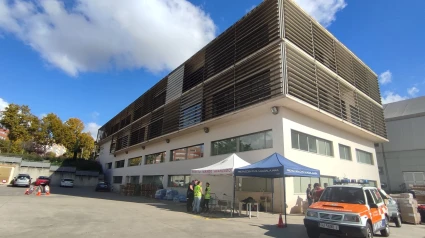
[283,176,287,228]
[271,179,274,214]
[232,176,236,217]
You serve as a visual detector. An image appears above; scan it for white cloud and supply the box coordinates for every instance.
[294,0,347,27]
[84,122,101,139]
[407,87,419,97]
[39,113,47,119]
[378,70,392,85]
[0,0,216,76]
[0,97,8,111]
[381,91,408,104]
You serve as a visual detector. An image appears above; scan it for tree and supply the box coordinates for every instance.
[0,104,33,142]
[79,132,95,158]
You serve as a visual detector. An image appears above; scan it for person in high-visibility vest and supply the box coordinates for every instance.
[192,181,202,214]
[203,182,211,213]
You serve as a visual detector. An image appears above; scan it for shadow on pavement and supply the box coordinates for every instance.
[251,224,307,238]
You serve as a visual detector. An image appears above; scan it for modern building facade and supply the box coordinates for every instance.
[97,0,387,213]
[376,96,425,192]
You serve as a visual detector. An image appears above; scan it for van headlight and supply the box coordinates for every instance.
[306,210,318,218]
[343,214,360,222]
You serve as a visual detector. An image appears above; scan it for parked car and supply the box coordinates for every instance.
[60,178,74,188]
[95,182,111,192]
[13,174,31,187]
[35,176,50,186]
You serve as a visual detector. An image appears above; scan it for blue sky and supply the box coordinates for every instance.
[0,0,424,138]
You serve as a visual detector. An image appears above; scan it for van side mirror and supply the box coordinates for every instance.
[370,203,379,209]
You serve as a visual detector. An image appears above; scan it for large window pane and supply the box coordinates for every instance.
[145,152,166,164]
[187,145,204,159]
[318,139,333,156]
[113,176,123,184]
[240,132,266,152]
[142,175,163,187]
[308,136,317,153]
[128,157,142,166]
[291,130,299,149]
[299,133,308,151]
[317,139,326,155]
[300,177,311,194]
[115,160,125,168]
[357,150,373,165]
[212,138,237,156]
[339,144,351,160]
[265,130,273,148]
[168,175,190,188]
[171,148,187,161]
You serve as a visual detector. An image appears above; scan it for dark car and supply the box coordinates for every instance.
[95,182,111,192]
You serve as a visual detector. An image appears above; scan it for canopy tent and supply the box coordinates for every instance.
[191,153,250,175]
[233,153,320,225]
[190,154,250,211]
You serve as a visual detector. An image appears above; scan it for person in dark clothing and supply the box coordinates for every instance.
[306,184,313,206]
[186,180,195,212]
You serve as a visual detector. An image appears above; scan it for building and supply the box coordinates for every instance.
[0,128,9,140]
[97,0,387,213]
[376,96,425,192]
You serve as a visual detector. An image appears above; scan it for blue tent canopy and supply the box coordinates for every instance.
[234,153,320,178]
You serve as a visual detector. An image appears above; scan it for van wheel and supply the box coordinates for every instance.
[306,228,320,238]
[394,214,402,227]
[380,217,390,237]
[365,223,373,238]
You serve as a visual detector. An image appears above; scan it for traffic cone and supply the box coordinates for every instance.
[36,188,41,196]
[45,185,50,195]
[24,188,29,195]
[277,213,285,228]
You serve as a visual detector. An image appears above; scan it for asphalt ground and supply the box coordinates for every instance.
[0,185,424,238]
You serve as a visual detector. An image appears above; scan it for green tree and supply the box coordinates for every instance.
[0,104,33,142]
[79,132,95,158]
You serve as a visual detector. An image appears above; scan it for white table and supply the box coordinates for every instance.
[239,202,259,219]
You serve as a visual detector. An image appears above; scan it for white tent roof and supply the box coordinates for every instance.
[191,154,250,175]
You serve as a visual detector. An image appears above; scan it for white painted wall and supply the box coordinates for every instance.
[281,107,380,213]
[98,104,380,214]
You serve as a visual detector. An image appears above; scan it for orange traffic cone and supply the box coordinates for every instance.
[24,188,29,195]
[36,188,41,196]
[277,213,285,228]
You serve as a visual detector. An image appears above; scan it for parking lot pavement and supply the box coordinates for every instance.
[0,185,424,238]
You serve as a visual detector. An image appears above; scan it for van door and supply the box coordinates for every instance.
[365,189,385,232]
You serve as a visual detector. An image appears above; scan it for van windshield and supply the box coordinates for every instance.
[319,187,365,204]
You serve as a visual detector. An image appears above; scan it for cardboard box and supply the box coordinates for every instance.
[401,211,421,224]
[397,198,418,206]
[399,205,418,214]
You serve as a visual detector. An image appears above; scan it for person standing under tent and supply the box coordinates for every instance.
[203,182,211,213]
[306,184,313,206]
[186,180,195,212]
[313,183,324,202]
[193,181,203,214]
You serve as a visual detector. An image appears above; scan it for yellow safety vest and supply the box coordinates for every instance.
[205,187,211,199]
[194,185,202,198]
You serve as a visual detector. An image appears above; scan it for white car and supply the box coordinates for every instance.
[60,178,74,188]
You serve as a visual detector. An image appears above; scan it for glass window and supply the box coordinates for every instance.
[211,138,237,156]
[145,152,166,164]
[368,180,377,187]
[168,175,191,188]
[339,144,352,160]
[106,162,112,169]
[115,160,125,168]
[240,132,266,152]
[370,188,383,204]
[291,130,299,149]
[212,130,272,156]
[113,176,123,184]
[320,187,365,204]
[291,130,333,157]
[171,144,204,161]
[128,157,142,167]
[142,175,163,187]
[308,137,317,153]
[356,149,374,165]
[293,176,335,194]
[299,133,308,151]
